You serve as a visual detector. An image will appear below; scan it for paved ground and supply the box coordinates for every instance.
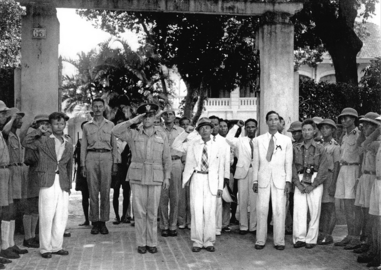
[4,191,369,270]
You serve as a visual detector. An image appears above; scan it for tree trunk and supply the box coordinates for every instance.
[183,81,196,119]
[191,82,207,126]
[311,0,362,85]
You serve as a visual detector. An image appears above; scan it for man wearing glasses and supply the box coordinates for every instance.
[112,104,171,254]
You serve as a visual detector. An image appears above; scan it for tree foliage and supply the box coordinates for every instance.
[0,0,24,68]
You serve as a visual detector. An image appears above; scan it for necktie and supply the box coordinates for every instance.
[249,138,254,160]
[266,135,274,162]
[201,144,208,172]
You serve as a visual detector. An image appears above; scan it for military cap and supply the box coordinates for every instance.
[287,121,302,132]
[136,103,159,115]
[196,117,214,131]
[359,112,380,126]
[338,107,358,120]
[312,116,323,125]
[34,114,49,123]
[318,119,337,130]
[6,107,25,118]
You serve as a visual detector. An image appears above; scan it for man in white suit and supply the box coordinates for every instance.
[172,118,224,252]
[253,111,293,250]
[226,118,258,234]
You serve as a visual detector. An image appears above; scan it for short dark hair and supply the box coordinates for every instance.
[245,118,258,127]
[179,117,190,125]
[302,119,316,129]
[49,112,69,124]
[220,119,229,126]
[209,115,220,123]
[279,116,284,122]
[92,98,105,105]
[266,111,280,121]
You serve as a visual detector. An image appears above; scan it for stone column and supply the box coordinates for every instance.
[19,4,59,123]
[256,12,298,135]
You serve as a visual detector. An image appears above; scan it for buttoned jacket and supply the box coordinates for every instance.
[253,132,293,189]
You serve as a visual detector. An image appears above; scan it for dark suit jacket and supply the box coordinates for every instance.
[22,129,73,192]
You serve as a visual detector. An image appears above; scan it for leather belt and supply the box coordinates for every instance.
[363,170,376,175]
[0,165,9,169]
[9,163,23,167]
[194,170,208,175]
[171,156,181,161]
[87,149,111,153]
[341,162,360,166]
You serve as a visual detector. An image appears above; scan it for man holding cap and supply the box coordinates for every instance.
[335,108,361,249]
[23,114,51,248]
[1,106,28,258]
[317,119,340,245]
[172,118,224,252]
[112,103,171,254]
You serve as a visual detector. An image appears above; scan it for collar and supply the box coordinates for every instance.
[139,127,158,137]
[49,133,68,143]
[346,127,358,136]
[266,132,279,140]
[88,118,108,126]
[198,138,212,145]
[300,139,317,149]
[164,124,179,131]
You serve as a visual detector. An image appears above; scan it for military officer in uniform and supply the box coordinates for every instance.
[112,103,171,254]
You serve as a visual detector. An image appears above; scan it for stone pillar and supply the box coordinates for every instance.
[19,4,59,123]
[256,12,298,135]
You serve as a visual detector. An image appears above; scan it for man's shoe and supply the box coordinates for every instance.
[168,230,177,237]
[91,222,99,235]
[192,247,201,252]
[230,218,239,225]
[10,245,28,255]
[222,227,231,233]
[147,246,158,254]
[334,235,352,246]
[161,229,169,237]
[344,238,362,250]
[357,252,375,263]
[318,235,333,245]
[113,217,121,225]
[137,246,147,254]
[100,222,109,235]
[52,250,69,256]
[305,244,316,249]
[23,238,39,248]
[354,244,370,254]
[131,220,135,227]
[41,252,52,259]
[63,231,71,237]
[122,217,131,224]
[216,231,221,236]
[205,246,215,252]
[275,245,285,250]
[255,245,265,250]
[0,249,19,259]
[293,241,306,248]
[239,230,249,235]
[0,258,11,264]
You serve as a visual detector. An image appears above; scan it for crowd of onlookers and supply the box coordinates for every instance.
[0,97,380,269]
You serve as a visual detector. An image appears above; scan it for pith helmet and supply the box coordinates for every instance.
[318,119,337,130]
[312,116,323,125]
[338,108,358,120]
[359,112,380,126]
[287,121,302,132]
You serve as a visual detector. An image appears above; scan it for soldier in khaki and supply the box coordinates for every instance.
[335,108,361,249]
[112,104,171,254]
[317,119,340,245]
[81,98,119,235]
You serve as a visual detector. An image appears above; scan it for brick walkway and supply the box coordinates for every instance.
[4,192,368,270]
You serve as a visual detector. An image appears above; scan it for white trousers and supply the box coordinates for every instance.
[190,173,217,248]
[39,175,68,254]
[293,183,323,244]
[256,180,286,246]
[238,167,257,231]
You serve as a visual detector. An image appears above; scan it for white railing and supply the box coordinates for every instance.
[239,98,257,107]
[170,96,257,110]
[206,98,230,107]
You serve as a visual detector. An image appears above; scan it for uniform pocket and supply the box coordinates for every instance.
[101,129,111,142]
[152,164,164,183]
[153,137,164,160]
[127,163,143,181]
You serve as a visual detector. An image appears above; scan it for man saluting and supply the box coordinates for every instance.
[112,103,171,254]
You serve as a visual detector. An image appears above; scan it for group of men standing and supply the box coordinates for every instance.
[0,96,380,269]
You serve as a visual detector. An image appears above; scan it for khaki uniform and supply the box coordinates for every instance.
[81,119,119,222]
[7,131,26,200]
[112,121,171,247]
[322,139,340,203]
[0,132,10,207]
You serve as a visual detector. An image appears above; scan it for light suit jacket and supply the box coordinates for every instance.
[226,124,253,179]
[253,132,292,189]
[172,131,224,195]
